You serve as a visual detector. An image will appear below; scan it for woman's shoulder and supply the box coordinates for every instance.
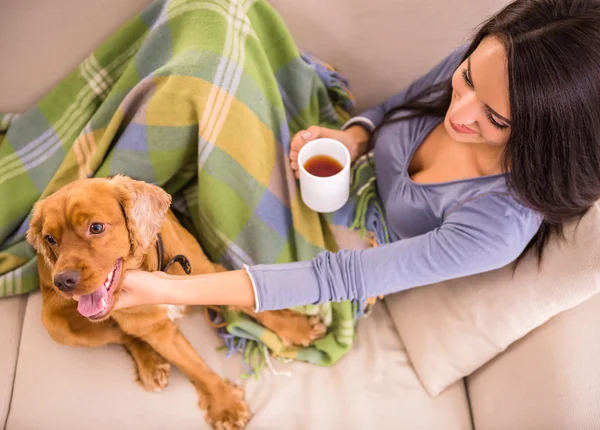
[448,189,543,245]
[450,187,539,219]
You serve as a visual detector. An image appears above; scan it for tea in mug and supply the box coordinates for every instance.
[303,155,343,177]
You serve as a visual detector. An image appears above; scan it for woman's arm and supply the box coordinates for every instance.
[115,269,257,310]
[116,194,540,312]
[169,269,256,307]
[290,46,468,176]
[247,194,541,312]
[290,44,469,170]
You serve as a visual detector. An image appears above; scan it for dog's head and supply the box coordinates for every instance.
[26,175,171,321]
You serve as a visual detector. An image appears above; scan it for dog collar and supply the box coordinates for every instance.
[155,233,192,274]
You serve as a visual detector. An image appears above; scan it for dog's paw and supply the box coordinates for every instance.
[136,353,171,392]
[203,381,251,430]
[277,313,327,347]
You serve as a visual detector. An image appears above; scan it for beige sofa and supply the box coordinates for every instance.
[1,0,600,429]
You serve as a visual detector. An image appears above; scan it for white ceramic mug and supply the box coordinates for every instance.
[298,137,351,213]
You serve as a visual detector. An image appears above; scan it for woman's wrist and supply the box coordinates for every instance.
[151,273,180,304]
[154,269,257,308]
[161,273,196,305]
[345,125,371,160]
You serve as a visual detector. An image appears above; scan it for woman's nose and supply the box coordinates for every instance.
[451,91,479,125]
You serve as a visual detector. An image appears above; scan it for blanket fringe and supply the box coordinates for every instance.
[208,307,269,379]
[349,155,390,243]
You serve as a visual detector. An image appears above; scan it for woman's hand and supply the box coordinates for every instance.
[111,268,257,310]
[290,125,370,178]
[113,270,173,310]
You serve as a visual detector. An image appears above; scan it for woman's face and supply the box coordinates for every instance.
[445,36,511,147]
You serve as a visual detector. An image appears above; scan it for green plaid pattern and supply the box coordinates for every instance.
[0,0,380,368]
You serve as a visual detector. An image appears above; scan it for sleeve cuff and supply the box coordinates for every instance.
[244,260,321,312]
[242,264,261,312]
[341,116,376,133]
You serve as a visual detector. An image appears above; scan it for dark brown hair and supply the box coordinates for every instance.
[369,0,600,259]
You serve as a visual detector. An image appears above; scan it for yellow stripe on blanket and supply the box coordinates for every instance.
[211,96,276,188]
[0,253,28,273]
[145,76,206,126]
[147,75,276,187]
[290,195,329,249]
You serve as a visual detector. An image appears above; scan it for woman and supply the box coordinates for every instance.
[114,0,600,312]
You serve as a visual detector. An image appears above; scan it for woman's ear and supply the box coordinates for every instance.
[110,175,172,258]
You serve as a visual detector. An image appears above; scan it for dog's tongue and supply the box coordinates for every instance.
[77,287,107,317]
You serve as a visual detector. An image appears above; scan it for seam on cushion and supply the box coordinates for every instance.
[463,377,476,430]
[0,294,28,429]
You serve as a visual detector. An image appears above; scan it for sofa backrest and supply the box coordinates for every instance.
[0,0,509,113]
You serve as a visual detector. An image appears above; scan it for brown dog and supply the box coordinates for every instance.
[26,175,326,429]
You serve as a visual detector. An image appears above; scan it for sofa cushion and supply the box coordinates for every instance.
[0,296,27,428]
[467,293,600,429]
[7,292,471,429]
[385,203,600,396]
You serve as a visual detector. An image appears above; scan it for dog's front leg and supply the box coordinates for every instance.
[114,315,250,429]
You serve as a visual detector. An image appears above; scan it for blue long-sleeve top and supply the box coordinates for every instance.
[246,46,542,312]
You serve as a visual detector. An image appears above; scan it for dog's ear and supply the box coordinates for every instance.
[26,200,55,266]
[110,175,172,256]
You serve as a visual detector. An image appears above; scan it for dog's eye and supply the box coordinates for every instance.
[44,234,57,245]
[89,223,105,235]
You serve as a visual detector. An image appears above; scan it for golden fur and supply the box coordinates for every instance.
[26,175,325,429]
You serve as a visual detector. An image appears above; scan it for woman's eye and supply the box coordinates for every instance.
[461,68,473,88]
[486,110,509,130]
[89,223,105,235]
[44,234,57,245]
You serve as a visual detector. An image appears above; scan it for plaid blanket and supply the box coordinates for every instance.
[0,0,384,372]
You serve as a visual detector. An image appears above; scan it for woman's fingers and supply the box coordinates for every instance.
[290,132,307,154]
[303,125,326,140]
[290,126,328,173]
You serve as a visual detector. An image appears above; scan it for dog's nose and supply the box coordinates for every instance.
[53,271,80,292]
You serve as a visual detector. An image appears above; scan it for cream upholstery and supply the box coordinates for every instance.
[0,297,26,428]
[7,293,471,429]
[1,0,599,428]
[467,292,600,430]
[385,203,600,395]
[0,0,509,113]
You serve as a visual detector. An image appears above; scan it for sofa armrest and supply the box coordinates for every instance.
[467,292,600,430]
